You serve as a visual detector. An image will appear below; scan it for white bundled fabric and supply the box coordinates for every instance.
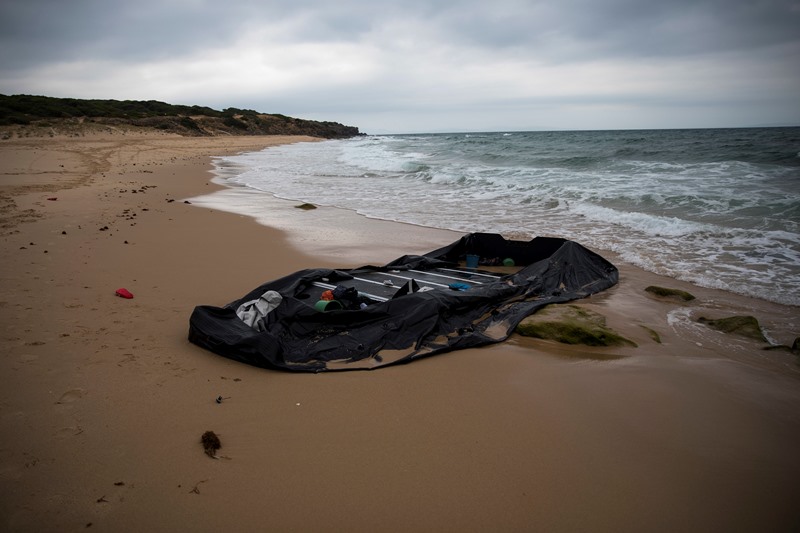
[235,290,283,331]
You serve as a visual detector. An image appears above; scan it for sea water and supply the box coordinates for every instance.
[208,128,800,307]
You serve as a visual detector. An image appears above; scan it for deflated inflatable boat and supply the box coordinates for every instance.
[189,233,618,372]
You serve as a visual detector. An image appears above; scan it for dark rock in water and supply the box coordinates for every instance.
[295,203,317,210]
[201,430,221,458]
[645,285,696,302]
[697,315,767,342]
[516,304,637,347]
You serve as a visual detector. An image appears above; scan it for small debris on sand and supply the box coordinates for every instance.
[115,288,134,299]
[189,479,209,494]
[201,430,221,458]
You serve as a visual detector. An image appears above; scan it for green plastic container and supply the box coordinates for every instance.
[314,300,343,312]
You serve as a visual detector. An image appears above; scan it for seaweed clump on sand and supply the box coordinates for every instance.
[201,430,221,458]
[516,304,637,347]
[697,315,768,343]
[639,325,662,344]
[645,285,696,302]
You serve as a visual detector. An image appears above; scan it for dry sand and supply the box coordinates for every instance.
[1,131,799,532]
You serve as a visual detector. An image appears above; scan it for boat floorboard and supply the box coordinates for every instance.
[303,266,510,305]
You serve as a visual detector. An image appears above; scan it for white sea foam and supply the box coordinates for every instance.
[207,130,800,307]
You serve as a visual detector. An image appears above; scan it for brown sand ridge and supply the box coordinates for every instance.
[1,129,800,531]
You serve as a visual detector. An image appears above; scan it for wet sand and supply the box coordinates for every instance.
[1,131,799,532]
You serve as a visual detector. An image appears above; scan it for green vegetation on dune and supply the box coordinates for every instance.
[0,94,232,122]
[0,94,361,139]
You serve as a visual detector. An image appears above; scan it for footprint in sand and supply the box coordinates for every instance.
[55,425,84,438]
[18,354,39,364]
[56,388,86,404]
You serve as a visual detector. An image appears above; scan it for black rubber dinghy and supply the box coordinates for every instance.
[189,233,618,372]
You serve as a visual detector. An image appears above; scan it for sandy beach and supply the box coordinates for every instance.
[1,131,799,532]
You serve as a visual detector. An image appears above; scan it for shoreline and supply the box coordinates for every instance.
[189,163,799,351]
[1,132,799,531]
[194,139,800,309]
[193,131,800,310]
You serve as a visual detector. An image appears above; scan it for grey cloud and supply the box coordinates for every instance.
[0,0,284,69]
[421,0,800,61]
[558,0,800,58]
[3,0,798,71]
[0,0,387,66]
[1,0,797,132]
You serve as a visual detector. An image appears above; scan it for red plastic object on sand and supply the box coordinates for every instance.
[115,288,134,299]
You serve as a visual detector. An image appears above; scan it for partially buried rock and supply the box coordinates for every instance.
[645,285,696,302]
[295,203,317,210]
[201,430,221,458]
[697,315,768,343]
[516,304,637,347]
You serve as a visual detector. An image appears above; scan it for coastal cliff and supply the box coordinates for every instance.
[0,94,362,139]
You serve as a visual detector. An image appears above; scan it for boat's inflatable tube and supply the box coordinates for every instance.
[189,233,618,372]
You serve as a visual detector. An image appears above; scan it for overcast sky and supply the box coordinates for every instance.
[1,0,798,133]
